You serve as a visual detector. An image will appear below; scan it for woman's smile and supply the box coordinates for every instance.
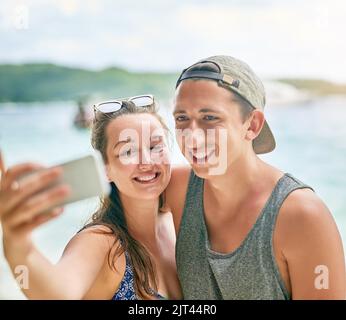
[133,171,161,184]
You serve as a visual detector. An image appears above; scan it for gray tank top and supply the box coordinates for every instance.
[176,171,313,300]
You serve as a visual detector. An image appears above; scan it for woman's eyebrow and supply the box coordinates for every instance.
[113,137,131,150]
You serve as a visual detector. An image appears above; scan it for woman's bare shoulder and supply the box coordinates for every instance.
[62,224,120,258]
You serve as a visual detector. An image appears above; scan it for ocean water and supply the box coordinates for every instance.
[0,96,345,299]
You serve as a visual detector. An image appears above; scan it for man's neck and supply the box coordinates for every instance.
[204,151,280,214]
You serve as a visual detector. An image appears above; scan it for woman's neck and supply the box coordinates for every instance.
[119,193,160,247]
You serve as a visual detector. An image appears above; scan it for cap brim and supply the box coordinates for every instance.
[253,120,276,154]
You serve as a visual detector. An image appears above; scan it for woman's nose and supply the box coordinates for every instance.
[138,148,153,170]
[138,162,153,171]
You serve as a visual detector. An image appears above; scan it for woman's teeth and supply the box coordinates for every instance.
[137,174,155,181]
[134,172,160,183]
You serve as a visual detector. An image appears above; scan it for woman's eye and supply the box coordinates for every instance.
[119,148,136,158]
[120,150,131,157]
[203,115,218,121]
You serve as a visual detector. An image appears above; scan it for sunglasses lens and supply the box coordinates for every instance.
[130,96,153,107]
[97,102,122,113]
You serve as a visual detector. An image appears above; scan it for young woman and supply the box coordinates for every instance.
[0,96,181,300]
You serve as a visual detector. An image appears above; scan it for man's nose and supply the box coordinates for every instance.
[186,124,206,150]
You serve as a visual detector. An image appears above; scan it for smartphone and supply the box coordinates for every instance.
[18,151,111,207]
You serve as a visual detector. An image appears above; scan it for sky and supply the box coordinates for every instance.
[1,0,346,81]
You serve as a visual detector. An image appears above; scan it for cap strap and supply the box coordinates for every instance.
[176,70,239,88]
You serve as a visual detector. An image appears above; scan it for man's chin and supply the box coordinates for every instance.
[191,160,228,178]
[191,163,213,179]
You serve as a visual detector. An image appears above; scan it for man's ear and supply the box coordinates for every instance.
[245,110,265,141]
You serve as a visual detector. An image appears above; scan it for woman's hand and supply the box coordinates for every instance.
[0,152,71,248]
[0,151,113,299]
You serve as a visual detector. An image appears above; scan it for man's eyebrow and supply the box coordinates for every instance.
[173,109,186,115]
[113,137,131,149]
[173,108,222,115]
[199,108,221,113]
[151,135,163,141]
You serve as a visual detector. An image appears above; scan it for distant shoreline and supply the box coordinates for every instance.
[0,63,345,103]
[277,78,346,96]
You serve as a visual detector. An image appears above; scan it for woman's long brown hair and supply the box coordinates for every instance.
[84,100,169,299]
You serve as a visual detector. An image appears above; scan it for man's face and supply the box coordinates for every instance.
[173,79,250,178]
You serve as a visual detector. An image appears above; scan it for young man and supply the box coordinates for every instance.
[166,55,346,299]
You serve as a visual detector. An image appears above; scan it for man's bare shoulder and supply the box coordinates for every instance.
[275,187,345,298]
[277,188,338,248]
[278,188,334,232]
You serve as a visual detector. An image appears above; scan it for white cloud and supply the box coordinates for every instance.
[0,0,345,81]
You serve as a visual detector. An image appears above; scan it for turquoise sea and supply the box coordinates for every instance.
[0,96,345,298]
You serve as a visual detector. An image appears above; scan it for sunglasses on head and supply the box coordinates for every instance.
[93,94,154,114]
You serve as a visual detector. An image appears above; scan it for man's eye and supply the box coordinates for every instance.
[203,115,218,121]
[151,144,164,153]
[175,115,188,122]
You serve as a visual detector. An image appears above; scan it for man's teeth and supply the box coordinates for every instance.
[192,150,214,159]
[135,174,157,182]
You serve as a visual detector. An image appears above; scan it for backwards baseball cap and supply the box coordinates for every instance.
[176,55,276,154]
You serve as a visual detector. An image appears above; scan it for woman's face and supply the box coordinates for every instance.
[105,113,171,200]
